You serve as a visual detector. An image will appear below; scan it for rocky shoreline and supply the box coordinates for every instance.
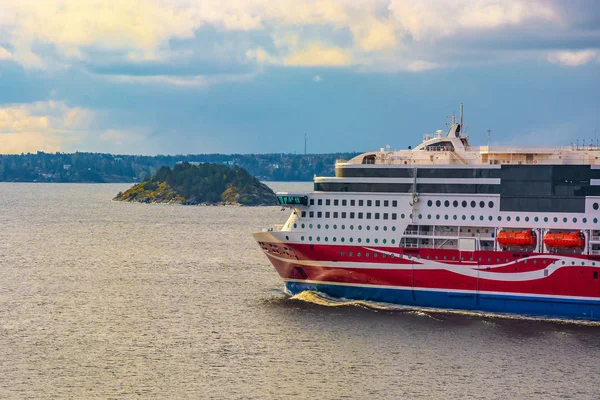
[113,163,278,206]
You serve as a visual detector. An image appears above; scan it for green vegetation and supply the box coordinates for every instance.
[0,151,360,183]
[114,163,277,206]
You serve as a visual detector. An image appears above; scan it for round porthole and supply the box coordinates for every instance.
[594,202,599,210]
[488,201,494,208]
[436,200,441,207]
[444,200,450,207]
[479,201,485,208]
[427,200,433,206]
[453,200,458,207]
[470,201,476,208]
[462,201,467,207]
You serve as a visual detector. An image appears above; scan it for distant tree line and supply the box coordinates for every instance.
[0,151,361,183]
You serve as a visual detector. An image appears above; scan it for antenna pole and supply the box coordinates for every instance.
[487,129,491,148]
[460,103,463,126]
[304,133,307,155]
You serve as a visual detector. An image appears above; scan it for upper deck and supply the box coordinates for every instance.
[339,123,600,168]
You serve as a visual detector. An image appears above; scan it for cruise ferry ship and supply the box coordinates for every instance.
[253,106,600,321]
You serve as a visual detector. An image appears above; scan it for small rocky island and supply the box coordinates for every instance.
[114,163,277,206]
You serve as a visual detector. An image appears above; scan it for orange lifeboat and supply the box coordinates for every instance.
[543,232,584,249]
[497,230,536,247]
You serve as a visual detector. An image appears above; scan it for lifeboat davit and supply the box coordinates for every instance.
[497,230,536,247]
[543,232,584,249]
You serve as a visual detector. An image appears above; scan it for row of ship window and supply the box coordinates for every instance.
[294,223,397,231]
[310,198,398,207]
[293,236,396,244]
[299,211,599,224]
[428,199,494,209]
[333,252,597,266]
[411,214,598,224]
[302,211,398,220]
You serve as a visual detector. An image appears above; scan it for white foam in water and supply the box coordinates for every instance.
[289,290,600,326]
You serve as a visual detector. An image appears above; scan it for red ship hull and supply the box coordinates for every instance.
[255,237,600,321]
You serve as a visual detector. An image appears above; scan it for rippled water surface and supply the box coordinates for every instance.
[0,183,599,399]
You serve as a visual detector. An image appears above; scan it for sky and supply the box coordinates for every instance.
[0,0,599,155]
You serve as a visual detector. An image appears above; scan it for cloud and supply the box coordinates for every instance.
[350,18,398,52]
[105,73,255,87]
[0,46,12,60]
[245,47,275,64]
[0,101,93,153]
[313,75,323,82]
[284,43,353,66]
[388,0,559,41]
[547,50,599,67]
[406,60,439,71]
[0,0,594,81]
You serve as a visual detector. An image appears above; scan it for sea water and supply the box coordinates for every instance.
[0,182,598,399]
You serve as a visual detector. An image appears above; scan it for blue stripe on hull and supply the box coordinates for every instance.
[285,282,600,321]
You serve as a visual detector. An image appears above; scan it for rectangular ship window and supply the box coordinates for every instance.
[317,212,322,218]
[358,212,363,219]
[341,212,347,218]
[342,200,347,206]
[359,200,364,206]
[302,211,306,217]
[392,213,397,220]
[383,213,388,220]
[367,200,372,206]
[375,200,381,207]
[326,199,331,206]
[350,212,355,219]
[384,200,389,207]
[594,271,599,279]
[367,213,372,219]
[309,211,314,217]
[325,212,330,218]
[392,200,398,207]
[375,213,380,219]
[334,199,339,206]
[310,199,315,205]
[334,212,339,218]
[318,199,322,206]
[351,200,356,206]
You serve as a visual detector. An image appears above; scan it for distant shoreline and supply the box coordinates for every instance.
[0,151,359,183]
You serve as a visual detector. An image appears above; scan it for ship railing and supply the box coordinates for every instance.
[265,224,284,232]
